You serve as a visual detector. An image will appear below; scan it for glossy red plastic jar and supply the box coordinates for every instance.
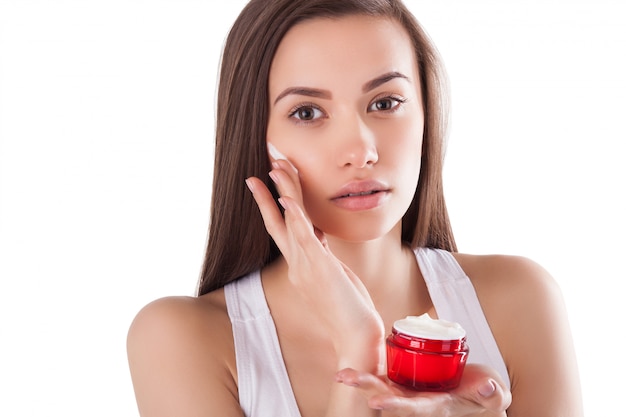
[386,322,469,391]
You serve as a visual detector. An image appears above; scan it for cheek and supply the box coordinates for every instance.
[266,115,322,167]
[384,123,424,206]
[385,119,423,169]
[295,154,329,204]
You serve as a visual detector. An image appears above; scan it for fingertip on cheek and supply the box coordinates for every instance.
[267,142,286,161]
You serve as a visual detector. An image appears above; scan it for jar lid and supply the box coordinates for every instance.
[393,313,466,340]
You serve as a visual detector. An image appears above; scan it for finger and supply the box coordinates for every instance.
[335,368,394,397]
[279,195,348,297]
[473,379,511,413]
[269,159,305,210]
[267,142,299,176]
[245,176,289,254]
[266,142,303,202]
[278,195,325,258]
[335,369,454,416]
[453,364,512,413]
[370,392,453,416]
[313,226,328,248]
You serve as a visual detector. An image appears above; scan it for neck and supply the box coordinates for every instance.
[325,225,412,293]
[325,226,427,331]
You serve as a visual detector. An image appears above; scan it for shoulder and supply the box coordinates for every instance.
[450,252,565,337]
[450,253,564,369]
[127,290,232,356]
[451,252,561,304]
[451,253,583,415]
[127,289,243,416]
[128,290,231,337]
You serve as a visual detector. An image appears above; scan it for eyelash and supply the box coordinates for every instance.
[287,94,408,125]
[368,94,407,113]
[288,102,325,126]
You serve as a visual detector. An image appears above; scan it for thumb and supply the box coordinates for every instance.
[457,364,511,413]
[471,377,511,413]
[454,364,511,415]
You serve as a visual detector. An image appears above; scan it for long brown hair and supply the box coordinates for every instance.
[197,0,456,295]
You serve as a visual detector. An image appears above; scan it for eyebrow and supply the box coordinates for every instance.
[273,87,331,105]
[273,71,410,105]
[362,71,410,93]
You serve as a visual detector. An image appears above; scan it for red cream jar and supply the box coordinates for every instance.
[386,314,469,391]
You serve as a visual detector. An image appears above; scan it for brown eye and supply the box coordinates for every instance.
[289,104,325,123]
[297,107,315,120]
[368,95,406,113]
[375,99,394,110]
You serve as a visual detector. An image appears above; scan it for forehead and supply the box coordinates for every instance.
[269,15,419,96]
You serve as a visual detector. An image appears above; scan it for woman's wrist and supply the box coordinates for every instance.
[335,339,386,375]
[330,341,385,417]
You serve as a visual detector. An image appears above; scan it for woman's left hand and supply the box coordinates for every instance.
[335,364,511,416]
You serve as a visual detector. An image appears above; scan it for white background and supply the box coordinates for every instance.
[1,0,624,415]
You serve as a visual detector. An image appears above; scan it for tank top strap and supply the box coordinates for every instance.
[224,270,269,320]
[415,247,511,389]
[224,271,302,416]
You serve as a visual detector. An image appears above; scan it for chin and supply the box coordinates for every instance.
[315,217,401,244]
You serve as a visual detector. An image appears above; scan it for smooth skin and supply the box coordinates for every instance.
[127,16,583,417]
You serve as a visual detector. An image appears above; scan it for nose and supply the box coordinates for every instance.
[335,115,379,168]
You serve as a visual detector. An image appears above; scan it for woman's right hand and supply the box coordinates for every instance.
[245,155,385,373]
[335,364,511,416]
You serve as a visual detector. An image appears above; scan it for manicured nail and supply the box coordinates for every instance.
[268,171,279,184]
[478,379,496,397]
[245,178,254,193]
[277,197,288,210]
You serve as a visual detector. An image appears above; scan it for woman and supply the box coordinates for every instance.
[127,0,583,415]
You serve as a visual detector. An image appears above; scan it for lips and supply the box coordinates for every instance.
[331,180,390,200]
[341,190,380,197]
[330,180,391,211]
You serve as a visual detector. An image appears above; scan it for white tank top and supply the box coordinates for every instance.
[224,247,510,416]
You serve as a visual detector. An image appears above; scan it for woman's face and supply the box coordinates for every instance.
[267,15,424,242]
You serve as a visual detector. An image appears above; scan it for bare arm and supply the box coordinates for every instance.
[127,295,244,417]
[333,255,582,416]
[458,254,584,417]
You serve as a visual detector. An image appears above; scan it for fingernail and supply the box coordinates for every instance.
[268,171,279,184]
[277,197,288,210]
[478,379,496,397]
[245,178,254,193]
